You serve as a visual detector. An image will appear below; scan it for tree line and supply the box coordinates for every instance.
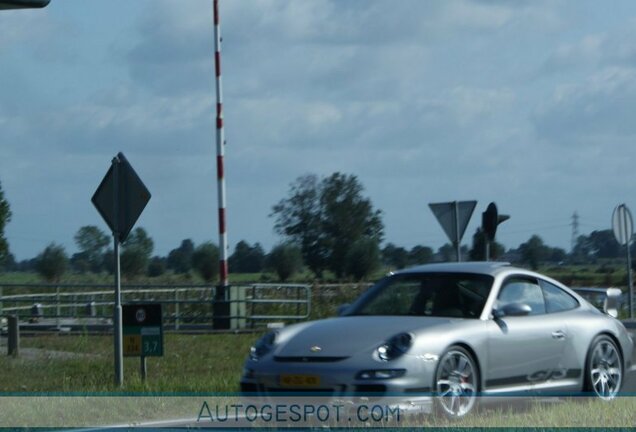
[0,175,633,283]
[7,227,221,283]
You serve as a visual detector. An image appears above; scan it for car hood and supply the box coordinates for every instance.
[274,316,452,358]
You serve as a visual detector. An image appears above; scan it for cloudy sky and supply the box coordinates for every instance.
[1,0,636,260]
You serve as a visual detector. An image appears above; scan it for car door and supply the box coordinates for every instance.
[486,275,567,391]
[537,278,581,383]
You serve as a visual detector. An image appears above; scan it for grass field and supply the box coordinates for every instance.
[2,333,259,392]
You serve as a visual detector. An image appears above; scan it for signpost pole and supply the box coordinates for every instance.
[454,201,461,262]
[612,204,634,320]
[140,356,147,381]
[625,215,634,319]
[485,240,490,262]
[112,157,124,386]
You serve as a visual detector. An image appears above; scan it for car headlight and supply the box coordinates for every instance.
[376,332,413,361]
[250,332,276,361]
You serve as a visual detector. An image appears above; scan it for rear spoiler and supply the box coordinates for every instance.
[573,287,623,318]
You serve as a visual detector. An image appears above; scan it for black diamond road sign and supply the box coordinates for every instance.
[92,152,151,243]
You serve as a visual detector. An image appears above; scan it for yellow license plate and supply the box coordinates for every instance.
[279,374,321,387]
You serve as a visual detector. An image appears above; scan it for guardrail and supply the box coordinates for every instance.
[0,283,311,332]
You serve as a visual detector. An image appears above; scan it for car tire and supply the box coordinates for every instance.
[583,335,623,400]
[433,345,480,418]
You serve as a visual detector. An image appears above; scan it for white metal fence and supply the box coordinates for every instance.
[0,283,311,332]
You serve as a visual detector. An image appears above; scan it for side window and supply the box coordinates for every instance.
[540,280,579,313]
[498,277,546,315]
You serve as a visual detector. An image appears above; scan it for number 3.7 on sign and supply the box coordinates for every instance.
[142,336,161,355]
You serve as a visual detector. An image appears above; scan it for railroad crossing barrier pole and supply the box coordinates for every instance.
[7,316,19,356]
[213,285,230,330]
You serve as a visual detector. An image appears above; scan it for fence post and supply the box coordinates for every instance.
[86,301,97,317]
[250,285,256,329]
[7,315,19,356]
[56,285,60,330]
[230,286,246,330]
[305,285,312,319]
[174,288,180,331]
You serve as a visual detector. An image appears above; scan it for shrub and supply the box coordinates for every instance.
[192,242,220,282]
[344,237,380,281]
[268,244,303,282]
[36,243,68,282]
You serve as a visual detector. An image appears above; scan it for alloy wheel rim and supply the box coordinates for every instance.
[590,340,622,400]
[436,350,477,417]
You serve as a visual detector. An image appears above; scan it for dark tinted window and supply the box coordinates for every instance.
[540,280,579,313]
[498,277,546,315]
[347,272,494,319]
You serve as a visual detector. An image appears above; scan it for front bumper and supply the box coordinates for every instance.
[239,354,438,414]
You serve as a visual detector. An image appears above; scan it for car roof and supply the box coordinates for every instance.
[395,261,514,277]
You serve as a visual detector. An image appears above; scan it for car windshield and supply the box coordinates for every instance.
[347,272,494,319]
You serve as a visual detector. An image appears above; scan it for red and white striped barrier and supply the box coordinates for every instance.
[213,0,229,287]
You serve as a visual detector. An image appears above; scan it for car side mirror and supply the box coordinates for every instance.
[493,302,532,318]
[337,304,350,316]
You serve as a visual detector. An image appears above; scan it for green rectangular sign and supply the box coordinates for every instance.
[122,304,163,357]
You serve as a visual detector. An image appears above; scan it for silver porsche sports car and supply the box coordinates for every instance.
[241,262,634,417]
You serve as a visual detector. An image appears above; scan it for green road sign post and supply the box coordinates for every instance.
[123,304,163,381]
